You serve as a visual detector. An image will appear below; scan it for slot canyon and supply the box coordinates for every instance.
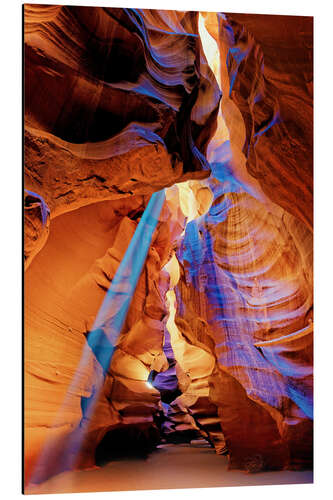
[24,4,313,494]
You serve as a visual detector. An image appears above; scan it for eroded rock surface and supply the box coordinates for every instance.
[222,13,313,230]
[175,183,313,470]
[24,5,221,264]
[24,6,313,487]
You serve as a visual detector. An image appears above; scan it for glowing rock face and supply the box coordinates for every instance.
[175,186,313,469]
[173,12,313,470]
[24,5,313,485]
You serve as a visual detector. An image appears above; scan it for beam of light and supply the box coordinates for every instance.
[92,189,166,342]
[28,189,166,485]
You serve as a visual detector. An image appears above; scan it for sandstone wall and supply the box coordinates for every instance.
[24,6,313,485]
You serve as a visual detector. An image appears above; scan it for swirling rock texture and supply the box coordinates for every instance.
[24,4,220,268]
[24,4,313,489]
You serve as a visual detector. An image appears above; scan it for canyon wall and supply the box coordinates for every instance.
[24,5,313,485]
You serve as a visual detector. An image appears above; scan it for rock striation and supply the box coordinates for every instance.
[24,5,313,487]
[175,182,313,470]
[24,5,221,265]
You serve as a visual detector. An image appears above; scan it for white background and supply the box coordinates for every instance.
[0,0,331,498]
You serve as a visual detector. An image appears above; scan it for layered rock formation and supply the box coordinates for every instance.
[175,183,313,470]
[224,13,313,230]
[24,4,220,267]
[173,11,313,471]
[25,193,180,482]
[24,5,313,488]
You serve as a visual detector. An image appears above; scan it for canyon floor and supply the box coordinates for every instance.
[26,440,313,494]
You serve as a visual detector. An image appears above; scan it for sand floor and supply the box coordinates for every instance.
[26,441,313,494]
